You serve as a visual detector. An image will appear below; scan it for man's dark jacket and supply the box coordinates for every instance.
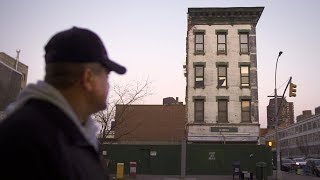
[0,99,108,180]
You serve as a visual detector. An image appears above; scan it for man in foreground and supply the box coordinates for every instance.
[0,27,126,180]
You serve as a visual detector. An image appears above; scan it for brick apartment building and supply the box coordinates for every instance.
[267,98,294,128]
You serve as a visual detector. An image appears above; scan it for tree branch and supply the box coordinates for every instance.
[93,78,152,144]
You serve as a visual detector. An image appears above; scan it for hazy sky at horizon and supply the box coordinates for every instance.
[1,0,320,128]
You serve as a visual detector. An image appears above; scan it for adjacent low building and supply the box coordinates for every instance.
[264,107,320,158]
[113,102,186,144]
[0,52,28,120]
[0,52,28,89]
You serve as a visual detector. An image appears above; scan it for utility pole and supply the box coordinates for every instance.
[274,51,283,180]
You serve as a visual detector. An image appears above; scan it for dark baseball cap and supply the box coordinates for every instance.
[44,27,126,74]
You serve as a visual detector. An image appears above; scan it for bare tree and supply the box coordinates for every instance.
[93,78,152,144]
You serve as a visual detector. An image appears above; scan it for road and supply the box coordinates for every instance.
[271,170,319,180]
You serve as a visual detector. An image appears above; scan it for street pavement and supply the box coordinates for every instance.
[110,170,320,180]
[271,170,319,180]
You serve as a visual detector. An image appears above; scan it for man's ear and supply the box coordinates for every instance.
[81,68,95,91]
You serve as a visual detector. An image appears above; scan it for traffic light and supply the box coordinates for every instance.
[289,83,297,97]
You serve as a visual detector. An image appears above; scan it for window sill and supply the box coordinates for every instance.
[194,52,205,55]
[240,52,250,55]
[217,86,229,89]
[240,86,250,89]
[217,53,227,56]
[194,86,205,89]
[241,121,252,123]
[217,121,229,123]
[193,121,205,124]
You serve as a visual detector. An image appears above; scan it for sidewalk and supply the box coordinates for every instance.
[110,175,234,180]
[110,170,319,180]
[110,174,262,180]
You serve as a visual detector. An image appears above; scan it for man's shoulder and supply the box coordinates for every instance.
[5,99,60,120]
[0,99,63,136]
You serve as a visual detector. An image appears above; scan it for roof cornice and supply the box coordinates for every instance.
[188,7,264,26]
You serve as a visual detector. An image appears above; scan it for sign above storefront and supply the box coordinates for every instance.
[210,127,238,133]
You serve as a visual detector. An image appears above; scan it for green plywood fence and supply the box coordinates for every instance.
[186,144,273,176]
[103,144,181,175]
[102,144,272,176]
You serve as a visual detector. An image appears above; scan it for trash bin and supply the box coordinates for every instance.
[241,171,253,180]
[256,162,267,180]
[129,161,137,178]
[116,163,124,179]
[232,160,241,179]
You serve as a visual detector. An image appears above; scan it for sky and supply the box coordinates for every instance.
[1,0,320,128]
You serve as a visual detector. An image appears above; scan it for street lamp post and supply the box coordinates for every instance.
[274,51,283,180]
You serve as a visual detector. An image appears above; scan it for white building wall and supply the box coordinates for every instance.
[186,24,260,142]
[187,24,252,123]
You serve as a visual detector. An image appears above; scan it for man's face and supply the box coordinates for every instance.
[85,64,110,113]
[94,67,109,111]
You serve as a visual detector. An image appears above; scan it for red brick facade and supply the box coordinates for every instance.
[114,105,186,142]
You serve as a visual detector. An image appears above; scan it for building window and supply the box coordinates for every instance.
[240,66,250,87]
[194,99,204,122]
[195,32,204,54]
[239,33,249,54]
[307,122,312,130]
[241,100,251,122]
[218,100,228,123]
[195,65,204,88]
[217,33,227,54]
[217,66,227,88]
[313,122,317,129]
[303,124,307,131]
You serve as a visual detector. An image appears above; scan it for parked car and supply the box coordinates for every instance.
[305,159,320,177]
[293,157,307,168]
[281,159,296,172]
